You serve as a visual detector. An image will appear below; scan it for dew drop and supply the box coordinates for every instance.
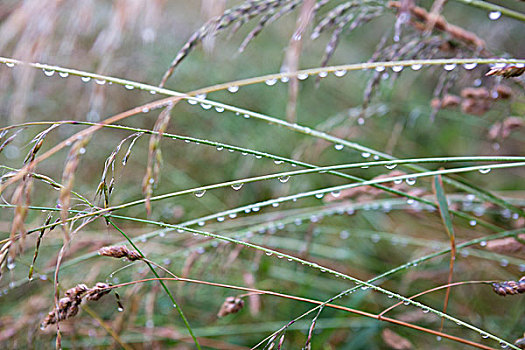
[297,73,308,80]
[274,160,283,165]
[500,259,509,267]
[255,155,262,159]
[124,84,135,90]
[196,93,207,99]
[422,308,430,313]
[243,114,250,119]
[231,183,243,191]
[252,206,260,212]
[334,70,347,77]
[361,152,371,158]
[519,264,525,272]
[198,221,205,226]
[194,190,206,198]
[318,71,328,78]
[407,198,415,205]
[340,230,349,239]
[406,177,416,186]
[392,66,403,72]
[272,202,279,208]
[480,240,487,247]
[215,106,225,113]
[463,62,477,70]
[142,108,150,113]
[443,63,457,71]
[278,175,290,183]
[385,163,397,169]
[159,231,165,238]
[216,146,223,151]
[150,90,156,94]
[436,336,442,342]
[375,66,385,72]
[58,71,69,78]
[265,78,277,86]
[410,64,422,71]
[331,190,341,198]
[488,11,501,20]
[79,147,86,155]
[499,342,508,349]
[200,103,212,110]
[265,252,273,256]
[43,69,55,77]
[5,62,15,68]
[227,85,239,93]
[188,99,198,105]
[217,216,225,222]
[469,220,477,226]
[280,76,289,83]
[479,168,491,174]
[81,76,91,82]
[334,144,344,151]
[315,193,324,199]
[95,79,106,85]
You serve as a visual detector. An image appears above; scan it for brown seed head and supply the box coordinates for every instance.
[98,245,142,261]
[217,296,244,317]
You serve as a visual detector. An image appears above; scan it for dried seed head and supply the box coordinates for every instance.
[486,64,525,78]
[98,245,142,261]
[217,296,244,317]
[85,282,111,301]
[65,284,88,300]
[460,87,490,100]
[492,277,525,297]
[494,84,513,99]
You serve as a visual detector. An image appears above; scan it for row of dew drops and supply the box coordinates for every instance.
[2,59,501,101]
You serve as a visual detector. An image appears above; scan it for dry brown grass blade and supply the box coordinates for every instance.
[282,0,315,122]
[142,105,173,215]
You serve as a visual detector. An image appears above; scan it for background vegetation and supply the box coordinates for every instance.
[0,0,524,349]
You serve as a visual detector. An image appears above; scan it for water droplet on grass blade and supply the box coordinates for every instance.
[124,84,134,90]
[215,106,224,112]
[5,62,15,68]
[194,190,206,198]
[95,79,106,85]
[385,163,397,169]
[488,11,501,20]
[443,63,457,71]
[231,183,243,190]
[265,78,277,86]
[361,152,371,158]
[278,175,290,183]
[479,167,491,174]
[375,66,385,72]
[392,66,403,72]
[410,64,422,70]
[318,71,328,78]
[200,103,212,110]
[334,144,344,150]
[463,62,477,70]
[406,177,416,185]
[297,73,308,80]
[43,69,55,76]
[334,70,346,77]
[81,76,91,82]
[227,85,239,93]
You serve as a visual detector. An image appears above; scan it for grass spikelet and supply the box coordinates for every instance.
[492,277,525,297]
[486,63,525,78]
[217,296,244,317]
[59,136,91,242]
[98,245,142,261]
[142,106,173,215]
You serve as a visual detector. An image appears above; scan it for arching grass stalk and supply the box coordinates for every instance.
[1,120,518,234]
[102,276,499,350]
[1,57,523,219]
[3,160,523,248]
[2,203,523,348]
[252,228,525,350]
[106,220,201,350]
